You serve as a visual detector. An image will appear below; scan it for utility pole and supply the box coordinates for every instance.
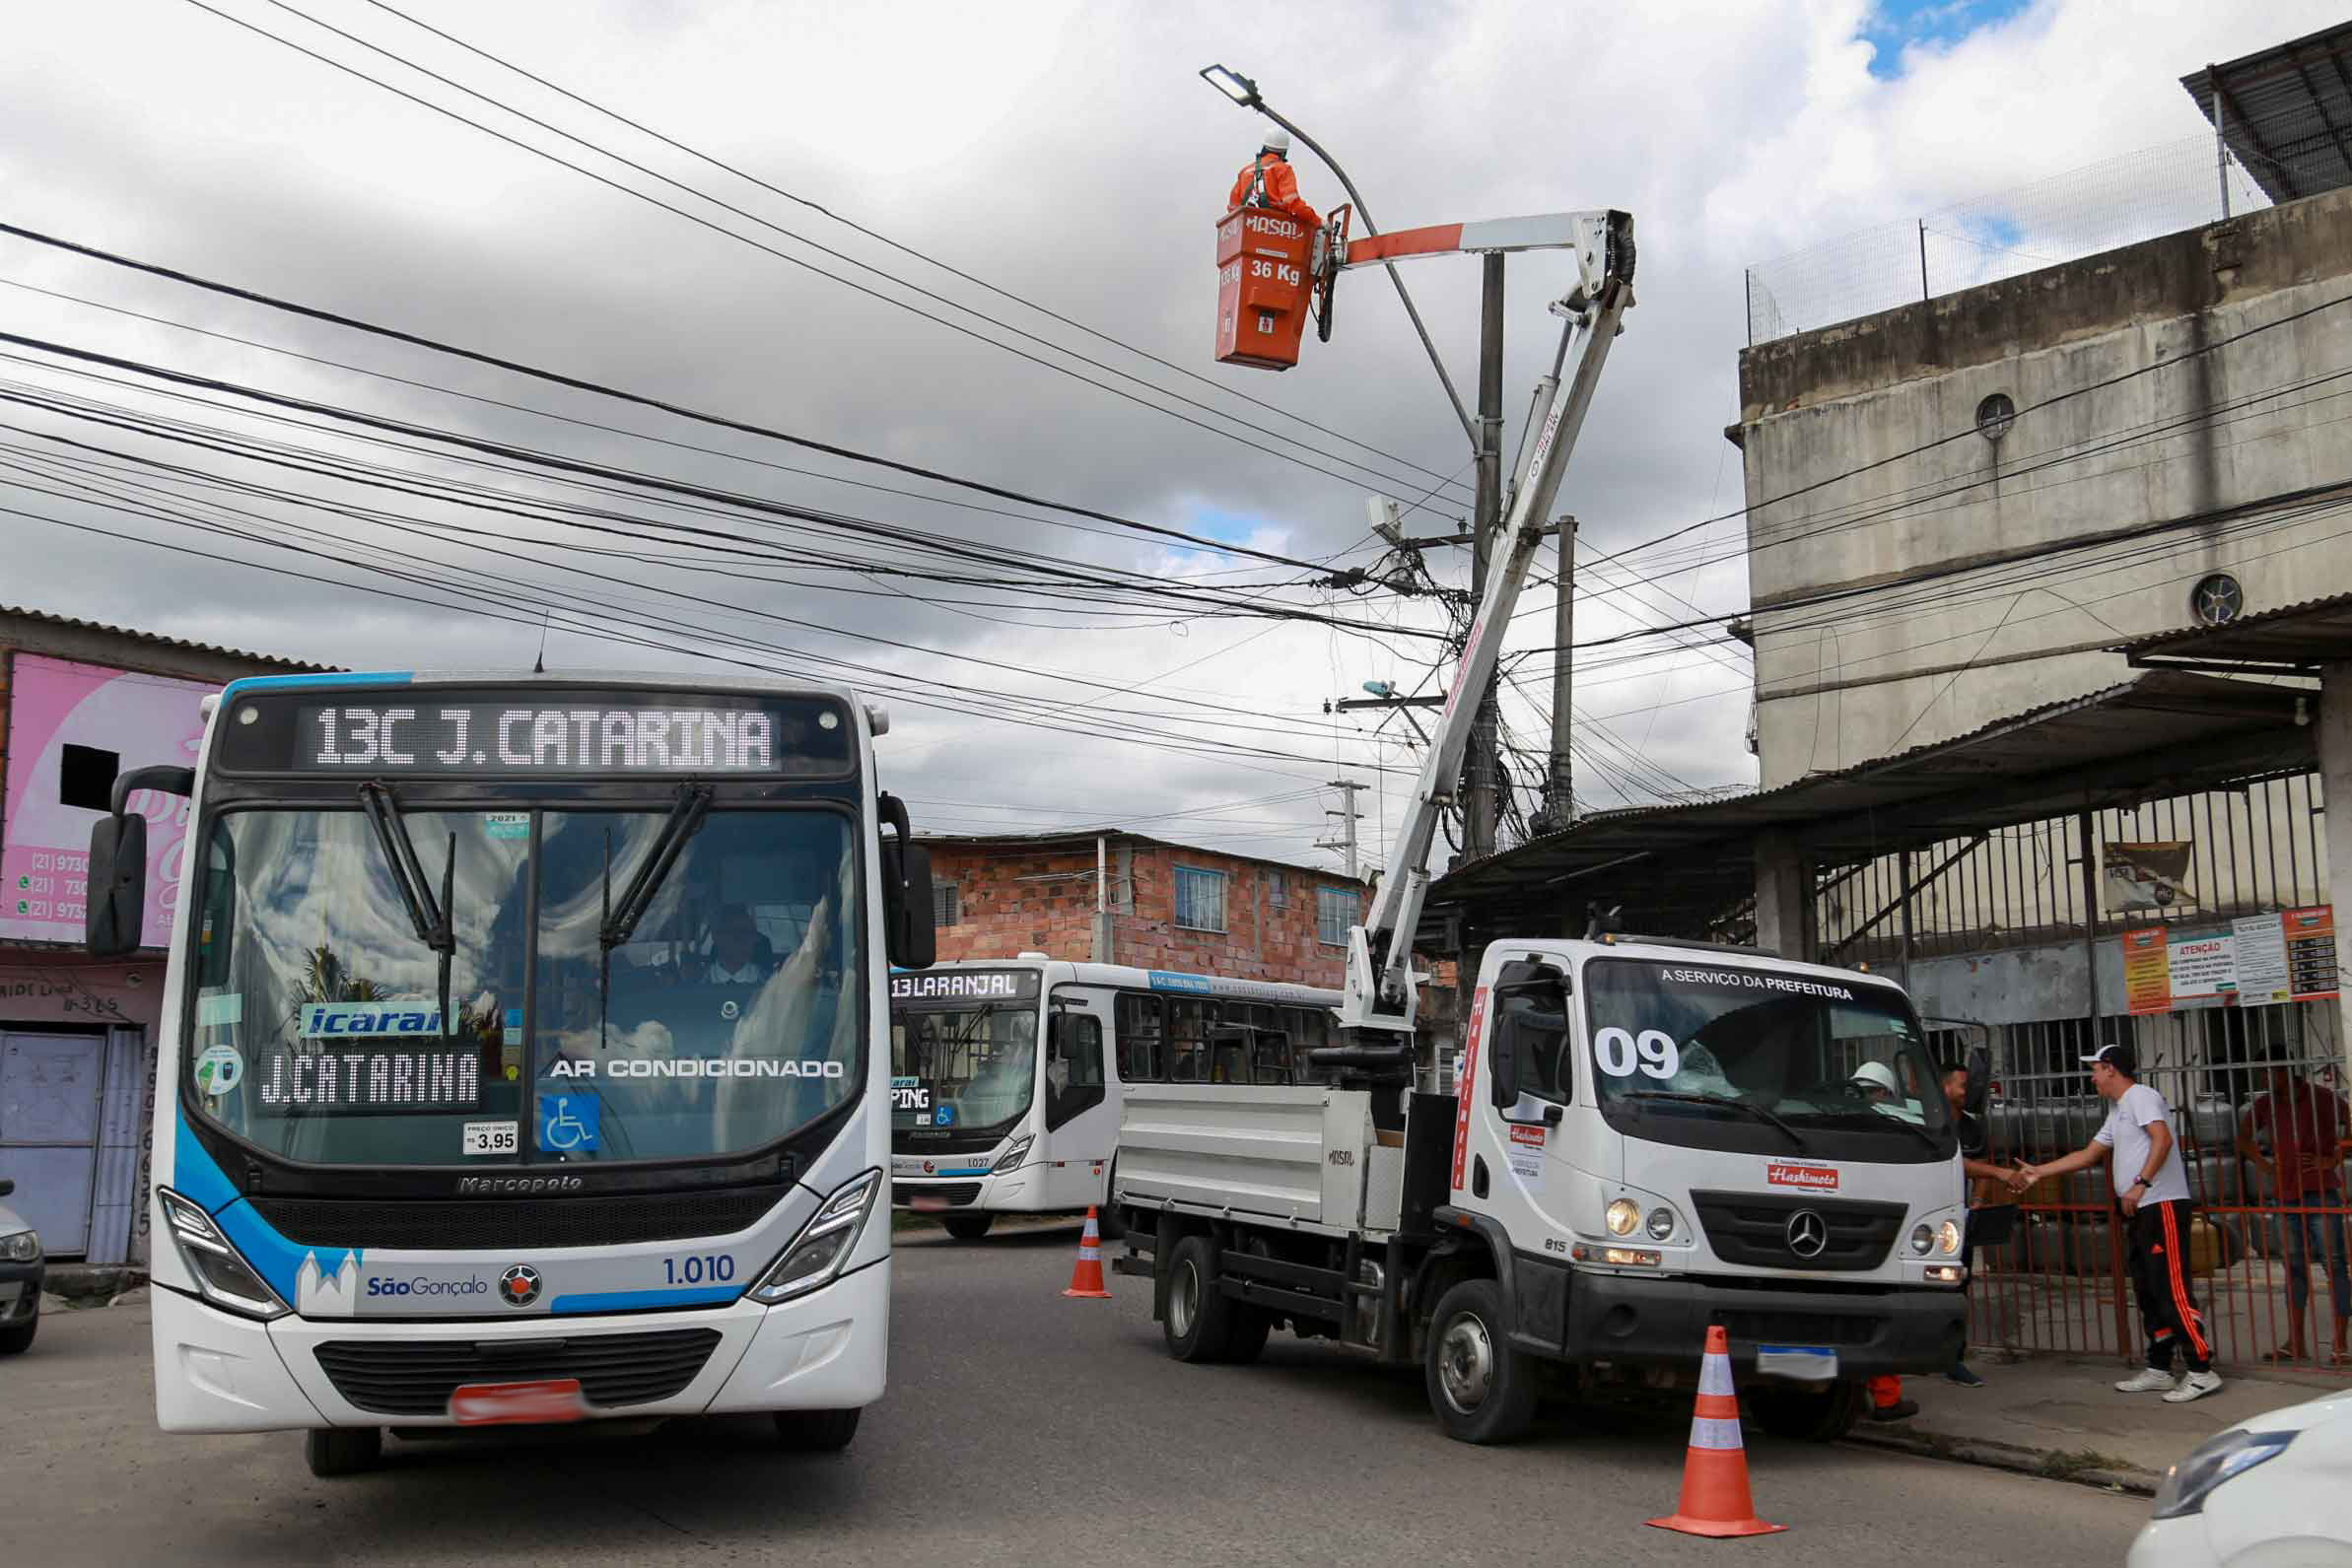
[1545,514,1576,832]
[1319,778,1366,879]
[1461,252,1507,861]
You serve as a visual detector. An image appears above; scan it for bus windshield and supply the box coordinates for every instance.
[888,971,1042,1137]
[185,804,862,1167]
[1583,958,1953,1162]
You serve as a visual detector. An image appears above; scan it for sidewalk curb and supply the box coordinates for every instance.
[1840,1421,2160,1497]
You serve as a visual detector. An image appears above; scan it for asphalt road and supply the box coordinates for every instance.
[1,1222,2146,1566]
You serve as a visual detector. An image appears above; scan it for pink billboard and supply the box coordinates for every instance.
[2,653,215,945]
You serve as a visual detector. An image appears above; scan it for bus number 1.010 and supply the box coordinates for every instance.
[663,1254,735,1286]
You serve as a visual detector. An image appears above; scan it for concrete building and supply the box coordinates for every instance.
[0,606,314,1268]
[920,828,1364,989]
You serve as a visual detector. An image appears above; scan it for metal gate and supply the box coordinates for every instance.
[0,1029,106,1257]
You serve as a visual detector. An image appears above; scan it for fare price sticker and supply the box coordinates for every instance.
[462,1121,519,1157]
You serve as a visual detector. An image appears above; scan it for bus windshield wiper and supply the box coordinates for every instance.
[358,783,456,1038]
[1620,1090,1809,1150]
[599,784,712,951]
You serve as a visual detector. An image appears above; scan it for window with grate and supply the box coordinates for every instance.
[1316,886,1358,946]
[933,882,960,928]
[1173,865,1226,932]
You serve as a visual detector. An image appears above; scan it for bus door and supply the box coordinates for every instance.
[1041,989,1113,1208]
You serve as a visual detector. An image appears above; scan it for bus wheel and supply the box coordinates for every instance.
[774,1408,861,1452]
[1749,1378,1867,1442]
[304,1426,382,1477]
[1163,1235,1237,1362]
[1424,1279,1537,1445]
[941,1213,994,1242]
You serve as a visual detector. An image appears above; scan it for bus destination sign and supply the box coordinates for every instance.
[292,702,798,775]
[889,970,1041,1007]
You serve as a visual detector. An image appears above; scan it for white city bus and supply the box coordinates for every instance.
[889,958,1342,1239]
[83,671,933,1476]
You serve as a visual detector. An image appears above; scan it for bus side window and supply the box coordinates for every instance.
[1116,992,1163,1081]
[1168,998,1208,1081]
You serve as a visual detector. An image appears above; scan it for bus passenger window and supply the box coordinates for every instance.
[1168,998,1209,1082]
[1046,1012,1105,1129]
[1116,992,1163,1081]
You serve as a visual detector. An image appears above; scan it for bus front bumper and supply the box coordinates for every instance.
[1553,1269,1967,1381]
[150,1259,889,1433]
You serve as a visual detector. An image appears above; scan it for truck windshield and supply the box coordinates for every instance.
[185,805,861,1167]
[889,1003,1039,1137]
[1584,958,1953,1162]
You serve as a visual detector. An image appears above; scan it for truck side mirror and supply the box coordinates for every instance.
[1487,1008,1522,1110]
[1965,1044,1992,1118]
[86,811,149,959]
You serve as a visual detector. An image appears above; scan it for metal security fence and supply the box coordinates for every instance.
[1745,134,2276,345]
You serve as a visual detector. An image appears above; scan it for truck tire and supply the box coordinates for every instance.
[304,1426,382,1477]
[1424,1278,1538,1444]
[1163,1234,1236,1362]
[1748,1378,1867,1442]
[774,1408,862,1452]
[941,1212,994,1242]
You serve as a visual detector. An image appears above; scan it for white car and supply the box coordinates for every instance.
[2129,1387,2352,1566]
[0,1177,41,1354]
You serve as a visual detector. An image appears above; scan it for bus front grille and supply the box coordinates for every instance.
[313,1329,724,1416]
[250,1188,787,1251]
[893,1181,982,1206]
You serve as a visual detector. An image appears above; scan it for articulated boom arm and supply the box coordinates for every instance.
[1338,210,1635,1038]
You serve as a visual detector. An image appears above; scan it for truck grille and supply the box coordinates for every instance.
[312,1329,723,1416]
[1691,1191,1905,1271]
[250,1188,786,1251]
[893,1181,981,1207]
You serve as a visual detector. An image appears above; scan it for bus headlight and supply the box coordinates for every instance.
[992,1136,1035,1174]
[1939,1220,1964,1255]
[1910,1223,1934,1256]
[1606,1199,1640,1237]
[158,1188,289,1321]
[750,1169,881,1304]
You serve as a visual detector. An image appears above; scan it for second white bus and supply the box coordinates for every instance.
[889,958,1342,1238]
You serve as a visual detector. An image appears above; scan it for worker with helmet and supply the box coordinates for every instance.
[1850,1058,1902,1103]
[1230,127,1323,232]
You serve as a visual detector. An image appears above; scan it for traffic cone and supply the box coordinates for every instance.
[1646,1326,1786,1537]
[1061,1206,1114,1299]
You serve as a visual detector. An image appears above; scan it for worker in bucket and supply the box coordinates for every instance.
[1230,128,1322,232]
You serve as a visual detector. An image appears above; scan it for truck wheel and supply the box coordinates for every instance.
[1163,1235,1236,1362]
[1225,1307,1272,1365]
[774,1408,861,1452]
[1749,1378,1867,1442]
[941,1213,994,1242]
[304,1426,381,1477]
[1424,1279,1537,1444]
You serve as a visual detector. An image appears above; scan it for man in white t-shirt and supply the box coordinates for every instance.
[2022,1042,2220,1401]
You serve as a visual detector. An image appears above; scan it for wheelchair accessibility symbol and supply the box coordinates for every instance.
[538,1093,600,1153]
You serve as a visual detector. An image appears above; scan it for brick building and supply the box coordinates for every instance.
[920,828,1366,989]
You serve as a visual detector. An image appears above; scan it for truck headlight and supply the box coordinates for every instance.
[1910,1223,1934,1256]
[749,1169,881,1304]
[1939,1220,1963,1255]
[158,1188,288,1321]
[1645,1206,1677,1241]
[0,1229,39,1263]
[2151,1428,2295,1520]
[1606,1198,1640,1237]
[992,1135,1035,1174]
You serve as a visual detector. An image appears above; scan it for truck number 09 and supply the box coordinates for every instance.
[1594,1026,1680,1079]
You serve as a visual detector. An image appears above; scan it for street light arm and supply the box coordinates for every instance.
[1250,102,1478,453]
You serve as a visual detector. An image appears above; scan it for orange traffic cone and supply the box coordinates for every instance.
[1646,1326,1786,1538]
[1061,1206,1114,1299]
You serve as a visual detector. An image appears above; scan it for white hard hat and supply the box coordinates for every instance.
[1850,1059,1900,1095]
[1260,127,1291,156]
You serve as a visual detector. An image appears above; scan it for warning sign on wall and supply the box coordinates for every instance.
[2120,908,2336,1013]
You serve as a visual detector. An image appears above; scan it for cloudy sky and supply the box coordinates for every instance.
[0,0,2328,874]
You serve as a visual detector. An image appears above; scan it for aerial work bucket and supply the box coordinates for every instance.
[1214,204,1313,371]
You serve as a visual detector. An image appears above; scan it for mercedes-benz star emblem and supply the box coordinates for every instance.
[499,1263,542,1307]
[1785,1210,1828,1260]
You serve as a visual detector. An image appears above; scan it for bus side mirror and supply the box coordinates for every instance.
[86,811,149,959]
[885,842,936,971]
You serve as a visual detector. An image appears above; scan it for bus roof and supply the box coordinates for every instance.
[896,957,1341,1005]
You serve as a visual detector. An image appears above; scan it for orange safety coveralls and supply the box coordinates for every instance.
[1230,153,1322,232]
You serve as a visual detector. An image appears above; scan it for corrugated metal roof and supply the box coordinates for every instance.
[1428,671,2308,944]
[2117,589,2352,670]
[2182,23,2352,204]
[0,602,325,671]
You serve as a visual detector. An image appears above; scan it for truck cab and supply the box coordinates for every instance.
[1112,936,1969,1443]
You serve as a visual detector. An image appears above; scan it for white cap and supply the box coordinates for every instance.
[1260,127,1291,155]
[1849,1059,1900,1095]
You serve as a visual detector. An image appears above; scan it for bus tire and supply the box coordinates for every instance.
[774,1407,861,1452]
[941,1213,994,1242]
[1163,1235,1236,1362]
[1424,1279,1537,1445]
[304,1426,381,1477]
[1749,1378,1867,1442]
